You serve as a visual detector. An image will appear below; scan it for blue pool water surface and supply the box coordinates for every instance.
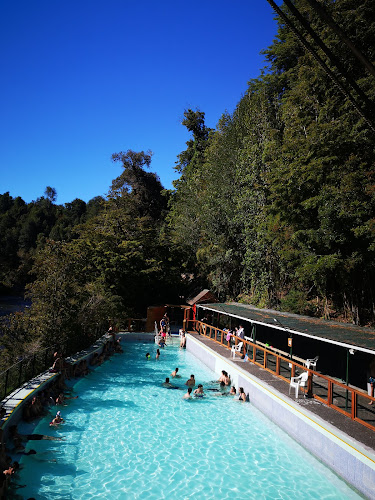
[12,342,362,499]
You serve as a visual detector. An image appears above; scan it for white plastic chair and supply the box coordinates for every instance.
[289,372,309,398]
[305,356,319,370]
[231,341,244,359]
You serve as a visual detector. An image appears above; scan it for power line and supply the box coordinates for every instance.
[265,0,375,133]
[282,0,374,113]
[304,0,375,80]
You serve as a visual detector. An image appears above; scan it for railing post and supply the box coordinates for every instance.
[327,380,333,405]
[307,370,313,398]
[351,390,356,420]
[276,356,280,376]
[263,348,267,369]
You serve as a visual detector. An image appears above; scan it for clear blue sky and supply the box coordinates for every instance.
[0,0,278,205]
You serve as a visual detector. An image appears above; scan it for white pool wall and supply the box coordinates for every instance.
[186,334,375,500]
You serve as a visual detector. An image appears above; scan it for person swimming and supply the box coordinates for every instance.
[145,353,151,360]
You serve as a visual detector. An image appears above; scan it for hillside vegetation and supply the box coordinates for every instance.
[1,0,374,366]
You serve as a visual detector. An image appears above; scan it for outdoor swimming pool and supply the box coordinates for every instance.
[11,341,362,499]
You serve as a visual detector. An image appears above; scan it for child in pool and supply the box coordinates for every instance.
[50,411,64,426]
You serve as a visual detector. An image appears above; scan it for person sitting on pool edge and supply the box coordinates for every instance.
[185,374,195,387]
[183,387,193,399]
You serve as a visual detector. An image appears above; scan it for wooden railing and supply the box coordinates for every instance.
[189,320,375,432]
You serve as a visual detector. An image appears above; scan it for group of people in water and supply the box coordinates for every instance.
[0,330,122,497]
[153,323,248,401]
[158,358,249,402]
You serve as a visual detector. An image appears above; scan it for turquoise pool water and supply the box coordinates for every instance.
[11,341,362,499]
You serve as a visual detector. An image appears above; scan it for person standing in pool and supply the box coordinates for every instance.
[163,378,173,388]
[238,387,247,402]
[194,384,204,397]
[180,333,186,349]
[162,378,178,389]
[156,349,161,360]
[183,387,193,399]
[218,371,230,386]
[185,375,195,387]
[171,368,180,378]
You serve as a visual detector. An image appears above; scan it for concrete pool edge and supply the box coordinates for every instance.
[186,334,375,500]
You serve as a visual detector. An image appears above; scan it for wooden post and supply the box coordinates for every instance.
[276,356,280,376]
[351,391,357,420]
[328,380,333,405]
[307,370,313,398]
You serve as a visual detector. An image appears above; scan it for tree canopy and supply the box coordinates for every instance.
[1,0,375,368]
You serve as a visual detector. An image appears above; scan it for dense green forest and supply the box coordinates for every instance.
[1,0,374,366]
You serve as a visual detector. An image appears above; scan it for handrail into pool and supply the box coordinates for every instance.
[189,319,375,432]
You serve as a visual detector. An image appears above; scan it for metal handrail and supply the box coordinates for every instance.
[0,346,52,378]
[0,346,55,401]
[190,319,375,432]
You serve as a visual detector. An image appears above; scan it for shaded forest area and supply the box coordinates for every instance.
[1,0,374,367]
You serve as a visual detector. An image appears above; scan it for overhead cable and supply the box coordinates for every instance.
[265,0,375,133]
